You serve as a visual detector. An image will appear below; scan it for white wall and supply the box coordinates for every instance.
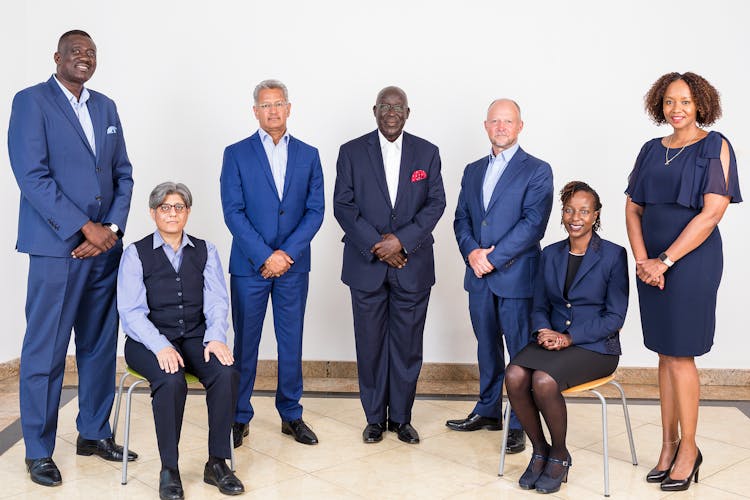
[1,1,748,369]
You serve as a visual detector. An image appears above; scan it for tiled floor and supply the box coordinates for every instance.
[1,378,749,499]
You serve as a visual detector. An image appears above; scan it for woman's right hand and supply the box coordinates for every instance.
[156,346,184,374]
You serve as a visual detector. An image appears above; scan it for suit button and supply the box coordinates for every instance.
[95,167,101,173]
[176,277,181,282]
[481,220,488,226]
[177,292,182,296]
[178,319,184,324]
[178,305,183,309]
[565,320,571,326]
[279,210,284,215]
[566,303,571,308]
[95,195,102,201]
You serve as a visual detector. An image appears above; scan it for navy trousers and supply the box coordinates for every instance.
[20,247,121,459]
[125,336,238,468]
[231,271,309,424]
[468,285,532,430]
[350,267,431,425]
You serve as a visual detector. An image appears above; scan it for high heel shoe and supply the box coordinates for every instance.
[535,454,572,494]
[518,453,547,490]
[646,440,680,483]
[660,449,702,492]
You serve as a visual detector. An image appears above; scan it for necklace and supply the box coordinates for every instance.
[664,131,699,165]
[568,251,585,257]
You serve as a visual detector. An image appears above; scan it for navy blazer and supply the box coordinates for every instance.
[8,76,133,257]
[334,130,446,292]
[531,233,629,355]
[220,131,324,276]
[454,147,553,298]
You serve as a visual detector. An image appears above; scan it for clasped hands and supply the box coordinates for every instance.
[156,341,234,374]
[371,233,406,268]
[537,328,572,351]
[635,258,667,290]
[71,221,118,259]
[468,245,495,278]
[261,250,294,279]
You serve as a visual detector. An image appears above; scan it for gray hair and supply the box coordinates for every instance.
[253,79,288,103]
[149,182,193,209]
[487,98,522,119]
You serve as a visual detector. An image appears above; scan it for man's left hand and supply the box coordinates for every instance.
[204,341,234,365]
[372,233,404,261]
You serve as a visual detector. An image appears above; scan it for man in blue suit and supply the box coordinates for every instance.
[7,30,136,487]
[334,86,446,444]
[220,79,324,447]
[450,99,553,454]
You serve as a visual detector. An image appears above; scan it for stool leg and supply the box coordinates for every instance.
[230,428,236,472]
[610,380,638,466]
[498,401,512,476]
[122,380,145,485]
[112,371,130,442]
[590,389,610,497]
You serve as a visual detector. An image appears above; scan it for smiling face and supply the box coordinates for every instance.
[253,88,291,137]
[484,100,523,154]
[663,79,697,131]
[150,193,190,238]
[54,34,97,94]
[562,191,598,243]
[374,87,410,142]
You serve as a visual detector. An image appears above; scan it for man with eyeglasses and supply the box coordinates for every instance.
[334,86,446,444]
[450,99,553,454]
[220,79,324,447]
[8,29,135,487]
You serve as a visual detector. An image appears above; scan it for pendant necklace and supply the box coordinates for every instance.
[664,131,699,165]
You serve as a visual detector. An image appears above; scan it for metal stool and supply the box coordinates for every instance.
[112,367,236,485]
[498,375,637,496]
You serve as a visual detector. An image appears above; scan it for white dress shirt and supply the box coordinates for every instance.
[53,75,96,152]
[378,130,403,207]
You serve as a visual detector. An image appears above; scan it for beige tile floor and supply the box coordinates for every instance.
[1,386,749,499]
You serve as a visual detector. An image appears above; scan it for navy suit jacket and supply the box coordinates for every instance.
[531,233,629,355]
[334,130,446,293]
[8,76,133,257]
[220,131,324,276]
[454,147,553,298]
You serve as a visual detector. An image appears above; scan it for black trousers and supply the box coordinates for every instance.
[124,336,239,468]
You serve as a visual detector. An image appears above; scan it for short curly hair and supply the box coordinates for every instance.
[560,180,602,232]
[644,72,722,126]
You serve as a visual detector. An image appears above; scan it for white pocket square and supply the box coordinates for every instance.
[106,126,118,134]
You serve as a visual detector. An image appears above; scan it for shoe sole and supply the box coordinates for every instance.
[506,445,527,454]
[446,424,502,432]
[28,475,62,487]
[76,448,137,462]
[281,427,318,445]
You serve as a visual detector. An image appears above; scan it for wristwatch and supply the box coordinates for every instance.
[104,223,122,238]
[658,252,674,268]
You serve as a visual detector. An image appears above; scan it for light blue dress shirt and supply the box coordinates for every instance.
[53,75,96,152]
[482,143,520,210]
[117,231,230,355]
[259,127,290,198]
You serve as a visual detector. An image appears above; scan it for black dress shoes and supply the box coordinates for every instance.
[204,459,245,495]
[232,422,249,448]
[159,467,184,500]
[76,435,138,461]
[506,428,527,454]
[25,457,62,487]
[281,418,319,445]
[388,420,420,444]
[661,449,702,492]
[446,413,502,432]
[363,422,386,443]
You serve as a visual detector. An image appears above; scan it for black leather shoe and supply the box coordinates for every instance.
[281,418,319,445]
[506,428,527,454]
[25,457,62,487]
[661,449,702,492]
[446,413,502,432]
[388,420,420,444]
[159,467,184,500]
[204,460,245,495]
[232,422,249,448]
[363,422,386,443]
[646,441,680,483]
[76,435,138,461]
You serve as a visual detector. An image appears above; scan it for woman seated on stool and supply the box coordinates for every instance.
[117,182,244,499]
[505,181,629,494]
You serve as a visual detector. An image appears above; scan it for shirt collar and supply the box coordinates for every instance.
[258,127,290,146]
[53,74,90,105]
[378,130,403,151]
[153,230,193,250]
[489,142,520,164]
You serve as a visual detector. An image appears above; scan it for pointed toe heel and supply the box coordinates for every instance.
[660,449,702,492]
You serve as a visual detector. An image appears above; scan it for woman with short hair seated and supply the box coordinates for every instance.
[505,181,629,494]
[117,182,244,499]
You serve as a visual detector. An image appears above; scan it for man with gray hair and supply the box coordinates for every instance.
[220,79,324,447]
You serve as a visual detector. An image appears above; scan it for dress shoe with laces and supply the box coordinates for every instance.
[388,420,420,444]
[25,457,62,487]
[76,435,138,461]
[232,422,249,448]
[204,459,245,495]
[506,428,527,454]
[159,467,184,500]
[281,418,319,445]
[446,413,502,432]
[363,422,386,443]
[661,449,702,492]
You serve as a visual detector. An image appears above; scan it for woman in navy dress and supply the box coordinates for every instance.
[625,72,741,491]
[506,181,629,494]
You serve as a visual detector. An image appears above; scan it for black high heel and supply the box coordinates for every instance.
[646,440,680,483]
[518,453,547,490]
[535,454,572,494]
[660,449,702,492]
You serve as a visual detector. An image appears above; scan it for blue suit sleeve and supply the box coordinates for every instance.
[279,150,325,261]
[454,166,480,260]
[103,106,134,232]
[530,252,553,332]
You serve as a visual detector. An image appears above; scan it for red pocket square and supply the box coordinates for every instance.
[411,169,427,182]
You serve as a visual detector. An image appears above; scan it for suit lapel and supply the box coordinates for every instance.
[48,79,95,157]
[88,97,103,161]
[249,133,280,200]
[555,241,569,296]
[569,233,603,292]
[366,131,392,206]
[486,148,527,213]
[282,137,298,200]
[394,133,414,209]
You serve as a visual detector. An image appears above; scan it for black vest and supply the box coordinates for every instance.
[134,234,208,341]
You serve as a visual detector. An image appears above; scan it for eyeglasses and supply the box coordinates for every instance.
[256,101,288,111]
[157,203,187,213]
[562,208,596,216]
[377,104,406,114]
